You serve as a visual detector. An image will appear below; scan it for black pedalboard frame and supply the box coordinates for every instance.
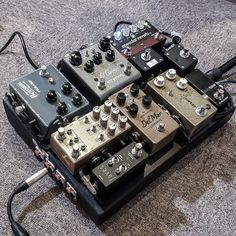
[3,97,235,224]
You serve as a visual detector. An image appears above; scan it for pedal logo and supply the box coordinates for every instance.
[17,81,38,99]
[141,111,161,128]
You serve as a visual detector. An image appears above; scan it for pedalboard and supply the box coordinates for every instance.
[3,19,235,228]
[61,39,141,105]
[92,142,149,194]
[7,65,90,138]
[146,69,217,137]
[109,84,179,154]
[164,44,198,76]
[50,101,131,174]
[185,69,230,108]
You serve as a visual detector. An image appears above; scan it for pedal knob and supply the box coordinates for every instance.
[100,114,109,127]
[141,48,152,61]
[61,82,72,95]
[111,107,119,121]
[180,49,190,58]
[93,106,101,119]
[99,37,110,52]
[93,52,102,64]
[142,94,152,108]
[176,78,188,90]
[104,100,112,113]
[154,75,165,88]
[105,49,115,62]
[72,93,83,106]
[57,127,66,141]
[131,143,143,158]
[166,69,177,80]
[70,51,82,66]
[128,103,138,117]
[46,90,57,102]
[57,102,68,115]
[108,123,117,136]
[113,31,122,41]
[119,115,128,129]
[130,84,140,97]
[130,24,138,33]
[72,144,80,158]
[137,20,145,30]
[122,27,130,37]
[39,65,50,78]
[116,92,126,105]
[84,60,94,73]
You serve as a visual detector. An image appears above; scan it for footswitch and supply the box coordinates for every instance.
[92,142,148,193]
[111,20,166,57]
[8,65,90,138]
[61,39,141,105]
[129,48,164,78]
[185,69,230,108]
[146,69,217,137]
[50,101,131,174]
[109,84,179,154]
[164,44,198,76]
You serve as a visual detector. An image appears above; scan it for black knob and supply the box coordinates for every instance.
[70,51,82,66]
[46,90,57,102]
[57,102,68,115]
[116,92,126,105]
[128,103,138,117]
[130,84,140,97]
[61,82,72,95]
[84,60,94,73]
[93,52,102,65]
[105,49,115,62]
[72,93,83,106]
[142,94,152,107]
[99,37,110,52]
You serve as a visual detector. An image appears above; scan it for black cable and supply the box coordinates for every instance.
[113,21,132,33]
[0,31,39,69]
[218,80,236,85]
[219,55,236,75]
[7,168,48,236]
[206,55,236,81]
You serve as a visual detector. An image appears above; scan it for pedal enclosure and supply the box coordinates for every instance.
[109,84,179,154]
[111,20,166,56]
[185,69,230,108]
[92,142,149,193]
[8,65,90,137]
[146,70,217,137]
[164,44,198,76]
[50,103,131,174]
[61,44,141,105]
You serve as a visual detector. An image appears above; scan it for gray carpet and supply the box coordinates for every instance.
[0,0,236,235]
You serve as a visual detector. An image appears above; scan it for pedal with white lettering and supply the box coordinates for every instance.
[8,65,90,138]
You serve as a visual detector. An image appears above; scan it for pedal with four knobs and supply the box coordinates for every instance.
[146,69,218,138]
[109,84,179,154]
[61,38,142,105]
[50,101,131,174]
[8,65,90,138]
[164,44,198,76]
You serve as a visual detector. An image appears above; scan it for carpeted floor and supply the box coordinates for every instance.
[0,0,236,235]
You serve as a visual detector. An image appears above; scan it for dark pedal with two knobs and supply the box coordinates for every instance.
[109,84,179,154]
[8,65,90,138]
[61,37,142,105]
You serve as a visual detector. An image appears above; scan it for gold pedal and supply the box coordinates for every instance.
[109,84,179,154]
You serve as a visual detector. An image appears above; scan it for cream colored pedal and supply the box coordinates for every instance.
[109,84,179,154]
[146,69,217,137]
[50,101,131,174]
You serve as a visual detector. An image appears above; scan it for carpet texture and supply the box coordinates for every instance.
[0,0,236,235]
